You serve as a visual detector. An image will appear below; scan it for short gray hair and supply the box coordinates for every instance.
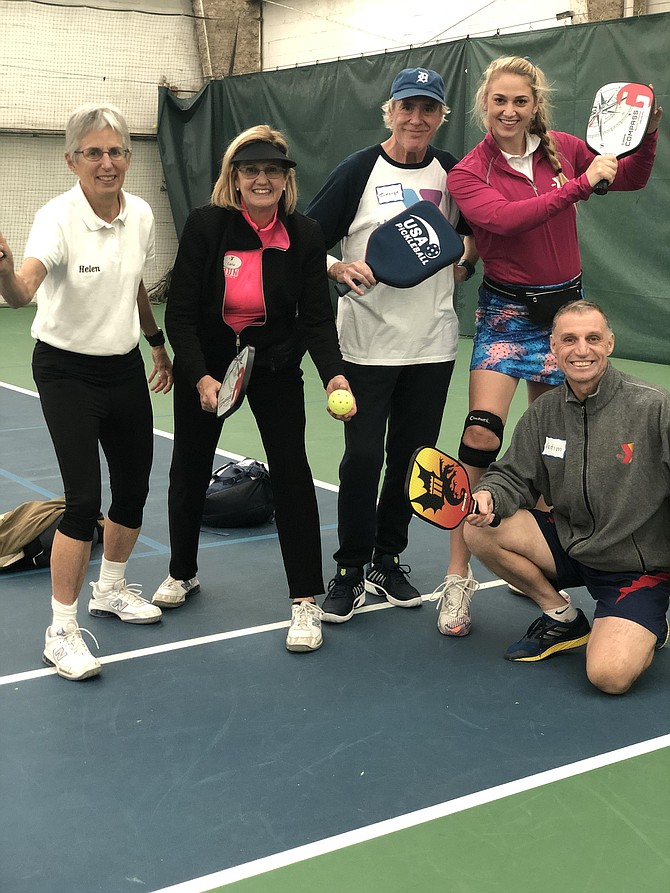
[552,300,613,334]
[65,104,131,157]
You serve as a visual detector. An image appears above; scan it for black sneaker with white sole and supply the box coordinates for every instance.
[321,567,365,623]
[365,554,421,608]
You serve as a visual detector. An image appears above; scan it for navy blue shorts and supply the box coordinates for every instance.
[531,510,670,644]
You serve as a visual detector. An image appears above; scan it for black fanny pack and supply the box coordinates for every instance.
[483,275,583,327]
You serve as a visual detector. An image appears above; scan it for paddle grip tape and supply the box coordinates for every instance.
[458,411,504,468]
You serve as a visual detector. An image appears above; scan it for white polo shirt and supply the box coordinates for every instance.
[26,182,155,356]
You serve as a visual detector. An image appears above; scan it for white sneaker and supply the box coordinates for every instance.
[426,564,479,637]
[286,601,323,652]
[152,575,200,608]
[88,579,162,624]
[43,622,101,680]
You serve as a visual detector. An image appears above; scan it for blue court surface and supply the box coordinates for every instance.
[0,382,668,893]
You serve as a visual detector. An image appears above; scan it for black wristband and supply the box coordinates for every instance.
[457,260,476,281]
[144,328,165,348]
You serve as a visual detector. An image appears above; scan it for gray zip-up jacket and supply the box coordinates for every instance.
[475,364,670,573]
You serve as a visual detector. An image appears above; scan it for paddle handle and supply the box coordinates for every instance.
[335,279,358,297]
[471,495,501,528]
[593,178,609,196]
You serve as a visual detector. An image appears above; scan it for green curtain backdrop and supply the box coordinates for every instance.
[157,13,669,364]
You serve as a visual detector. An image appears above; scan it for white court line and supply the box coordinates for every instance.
[0,600,394,687]
[151,733,670,892]
[0,582,507,687]
[152,427,339,493]
[0,381,340,494]
[0,381,40,398]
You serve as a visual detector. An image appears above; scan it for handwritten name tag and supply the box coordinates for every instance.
[376,183,404,204]
[542,437,566,459]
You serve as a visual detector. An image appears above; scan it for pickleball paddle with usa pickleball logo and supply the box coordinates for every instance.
[335,200,463,296]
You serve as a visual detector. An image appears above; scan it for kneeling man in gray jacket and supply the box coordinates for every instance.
[465,300,670,694]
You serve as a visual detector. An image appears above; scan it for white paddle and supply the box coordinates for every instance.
[585,82,654,195]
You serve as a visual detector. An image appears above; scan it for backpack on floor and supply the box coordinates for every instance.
[201,459,274,528]
[0,498,104,572]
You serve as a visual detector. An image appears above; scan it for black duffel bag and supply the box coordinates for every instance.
[201,459,274,528]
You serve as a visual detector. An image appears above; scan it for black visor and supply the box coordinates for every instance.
[231,140,296,168]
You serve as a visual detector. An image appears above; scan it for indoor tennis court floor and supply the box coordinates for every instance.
[1,306,668,893]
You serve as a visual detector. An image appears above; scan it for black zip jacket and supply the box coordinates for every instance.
[165,202,344,388]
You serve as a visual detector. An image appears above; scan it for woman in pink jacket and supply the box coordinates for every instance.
[430,55,662,636]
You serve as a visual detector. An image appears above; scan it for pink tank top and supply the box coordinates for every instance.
[222,206,290,334]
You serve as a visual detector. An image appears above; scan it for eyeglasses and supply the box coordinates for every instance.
[74,147,130,162]
[235,164,287,179]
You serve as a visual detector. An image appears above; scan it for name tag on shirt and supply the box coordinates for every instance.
[542,437,566,459]
[376,183,404,204]
[224,254,242,279]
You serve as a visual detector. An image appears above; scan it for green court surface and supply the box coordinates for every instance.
[220,747,670,893]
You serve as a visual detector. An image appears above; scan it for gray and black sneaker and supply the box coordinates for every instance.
[321,567,365,623]
[365,554,421,608]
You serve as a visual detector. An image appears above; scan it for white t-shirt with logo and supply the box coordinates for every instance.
[306,145,462,366]
[25,182,155,356]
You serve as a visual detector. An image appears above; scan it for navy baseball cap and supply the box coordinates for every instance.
[390,68,446,104]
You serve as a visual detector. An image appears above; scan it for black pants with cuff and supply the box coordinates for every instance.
[32,341,153,542]
[167,360,325,600]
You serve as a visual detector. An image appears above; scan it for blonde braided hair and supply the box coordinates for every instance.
[473,56,568,185]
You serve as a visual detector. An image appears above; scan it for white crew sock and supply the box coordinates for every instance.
[51,597,78,634]
[95,557,128,594]
[544,602,578,623]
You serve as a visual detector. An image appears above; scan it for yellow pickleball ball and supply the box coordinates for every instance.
[328,389,354,416]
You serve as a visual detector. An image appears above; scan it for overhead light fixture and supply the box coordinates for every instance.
[556,10,574,19]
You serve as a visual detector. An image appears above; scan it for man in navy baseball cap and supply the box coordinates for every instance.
[389,67,446,104]
[305,61,477,626]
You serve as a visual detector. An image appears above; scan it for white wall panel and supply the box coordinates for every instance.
[0,0,202,133]
[0,134,177,301]
[261,0,588,69]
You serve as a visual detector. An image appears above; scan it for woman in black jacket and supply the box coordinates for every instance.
[153,125,354,652]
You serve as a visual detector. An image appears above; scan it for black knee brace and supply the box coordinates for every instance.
[458,411,504,468]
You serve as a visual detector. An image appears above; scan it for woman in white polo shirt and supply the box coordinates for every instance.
[0,104,172,681]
